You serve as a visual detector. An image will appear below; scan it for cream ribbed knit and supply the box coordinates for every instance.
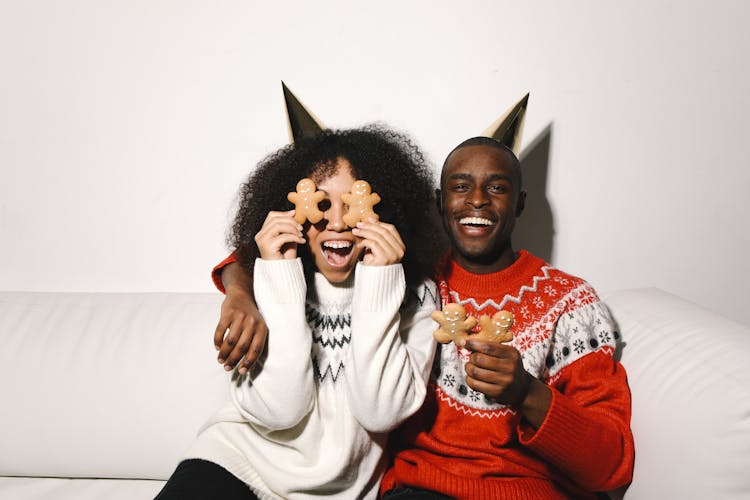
[188,259,437,499]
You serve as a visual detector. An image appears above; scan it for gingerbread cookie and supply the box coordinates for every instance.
[431,303,478,345]
[476,310,515,343]
[287,178,325,225]
[341,180,381,227]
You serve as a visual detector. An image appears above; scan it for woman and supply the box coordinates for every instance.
[157,125,442,499]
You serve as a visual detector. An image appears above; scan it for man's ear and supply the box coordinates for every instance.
[435,188,443,214]
[515,190,527,217]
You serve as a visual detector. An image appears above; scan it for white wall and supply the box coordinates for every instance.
[2,1,748,326]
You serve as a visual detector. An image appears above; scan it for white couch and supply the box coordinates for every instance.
[1,288,749,499]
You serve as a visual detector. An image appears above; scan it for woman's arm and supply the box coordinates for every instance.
[345,264,438,433]
[229,258,314,430]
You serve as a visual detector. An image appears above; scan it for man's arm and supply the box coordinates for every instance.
[463,337,633,491]
[212,259,268,375]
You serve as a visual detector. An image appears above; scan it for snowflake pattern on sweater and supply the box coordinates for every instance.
[436,259,619,415]
[382,251,633,499]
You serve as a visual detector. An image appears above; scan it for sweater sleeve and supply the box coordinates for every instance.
[345,263,438,433]
[517,300,635,492]
[229,258,315,430]
[211,253,238,293]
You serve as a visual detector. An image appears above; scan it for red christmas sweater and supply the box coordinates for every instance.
[211,253,237,293]
[380,250,634,499]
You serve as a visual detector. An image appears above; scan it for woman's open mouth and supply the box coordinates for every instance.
[322,240,355,268]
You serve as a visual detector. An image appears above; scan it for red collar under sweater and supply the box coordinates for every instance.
[382,250,631,499]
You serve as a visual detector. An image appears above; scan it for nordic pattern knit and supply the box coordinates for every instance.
[189,258,438,499]
[381,250,634,499]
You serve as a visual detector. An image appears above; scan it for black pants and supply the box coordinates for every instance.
[155,459,259,500]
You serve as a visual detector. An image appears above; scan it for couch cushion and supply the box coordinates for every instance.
[604,288,750,499]
[0,292,229,480]
[0,477,164,500]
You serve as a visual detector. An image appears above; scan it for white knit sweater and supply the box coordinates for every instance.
[187,259,438,499]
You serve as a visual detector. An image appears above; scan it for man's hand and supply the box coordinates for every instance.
[463,338,552,428]
[213,261,267,375]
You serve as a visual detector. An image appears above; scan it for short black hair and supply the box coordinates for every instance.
[441,136,522,191]
[229,124,443,286]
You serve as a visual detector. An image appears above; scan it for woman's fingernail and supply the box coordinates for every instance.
[224,364,233,372]
[217,357,225,364]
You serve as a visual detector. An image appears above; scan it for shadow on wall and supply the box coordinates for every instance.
[514,123,554,263]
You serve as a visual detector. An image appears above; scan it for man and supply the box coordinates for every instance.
[377,136,634,498]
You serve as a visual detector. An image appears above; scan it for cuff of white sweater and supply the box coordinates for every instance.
[253,258,306,305]
[352,262,405,312]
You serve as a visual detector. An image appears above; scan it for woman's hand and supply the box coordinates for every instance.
[254,210,305,260]
[352,218,405,266]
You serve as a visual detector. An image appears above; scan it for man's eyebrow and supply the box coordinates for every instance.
[447,172,512,182]
[485,173,513,182]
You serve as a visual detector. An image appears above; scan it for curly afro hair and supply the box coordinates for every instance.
[229,124,445,287]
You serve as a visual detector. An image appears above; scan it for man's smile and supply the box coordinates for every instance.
[459,216,495,227]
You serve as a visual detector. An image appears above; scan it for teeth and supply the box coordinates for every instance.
[323,241,353,249]
[459,217,493,226]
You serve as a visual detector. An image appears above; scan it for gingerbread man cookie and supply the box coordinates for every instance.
[287,178,325,225]
[476,310,515,343]
[341,180,381,228]
[431,303,478,345]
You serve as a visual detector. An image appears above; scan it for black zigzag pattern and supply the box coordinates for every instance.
[313,357,345,383]
[305,304,351,330]
[313,333,351,349]
[306,304,352,350]
[410,283,439,307]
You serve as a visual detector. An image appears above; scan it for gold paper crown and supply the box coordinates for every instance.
[282,81,326,143]
[480,93,529,155]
